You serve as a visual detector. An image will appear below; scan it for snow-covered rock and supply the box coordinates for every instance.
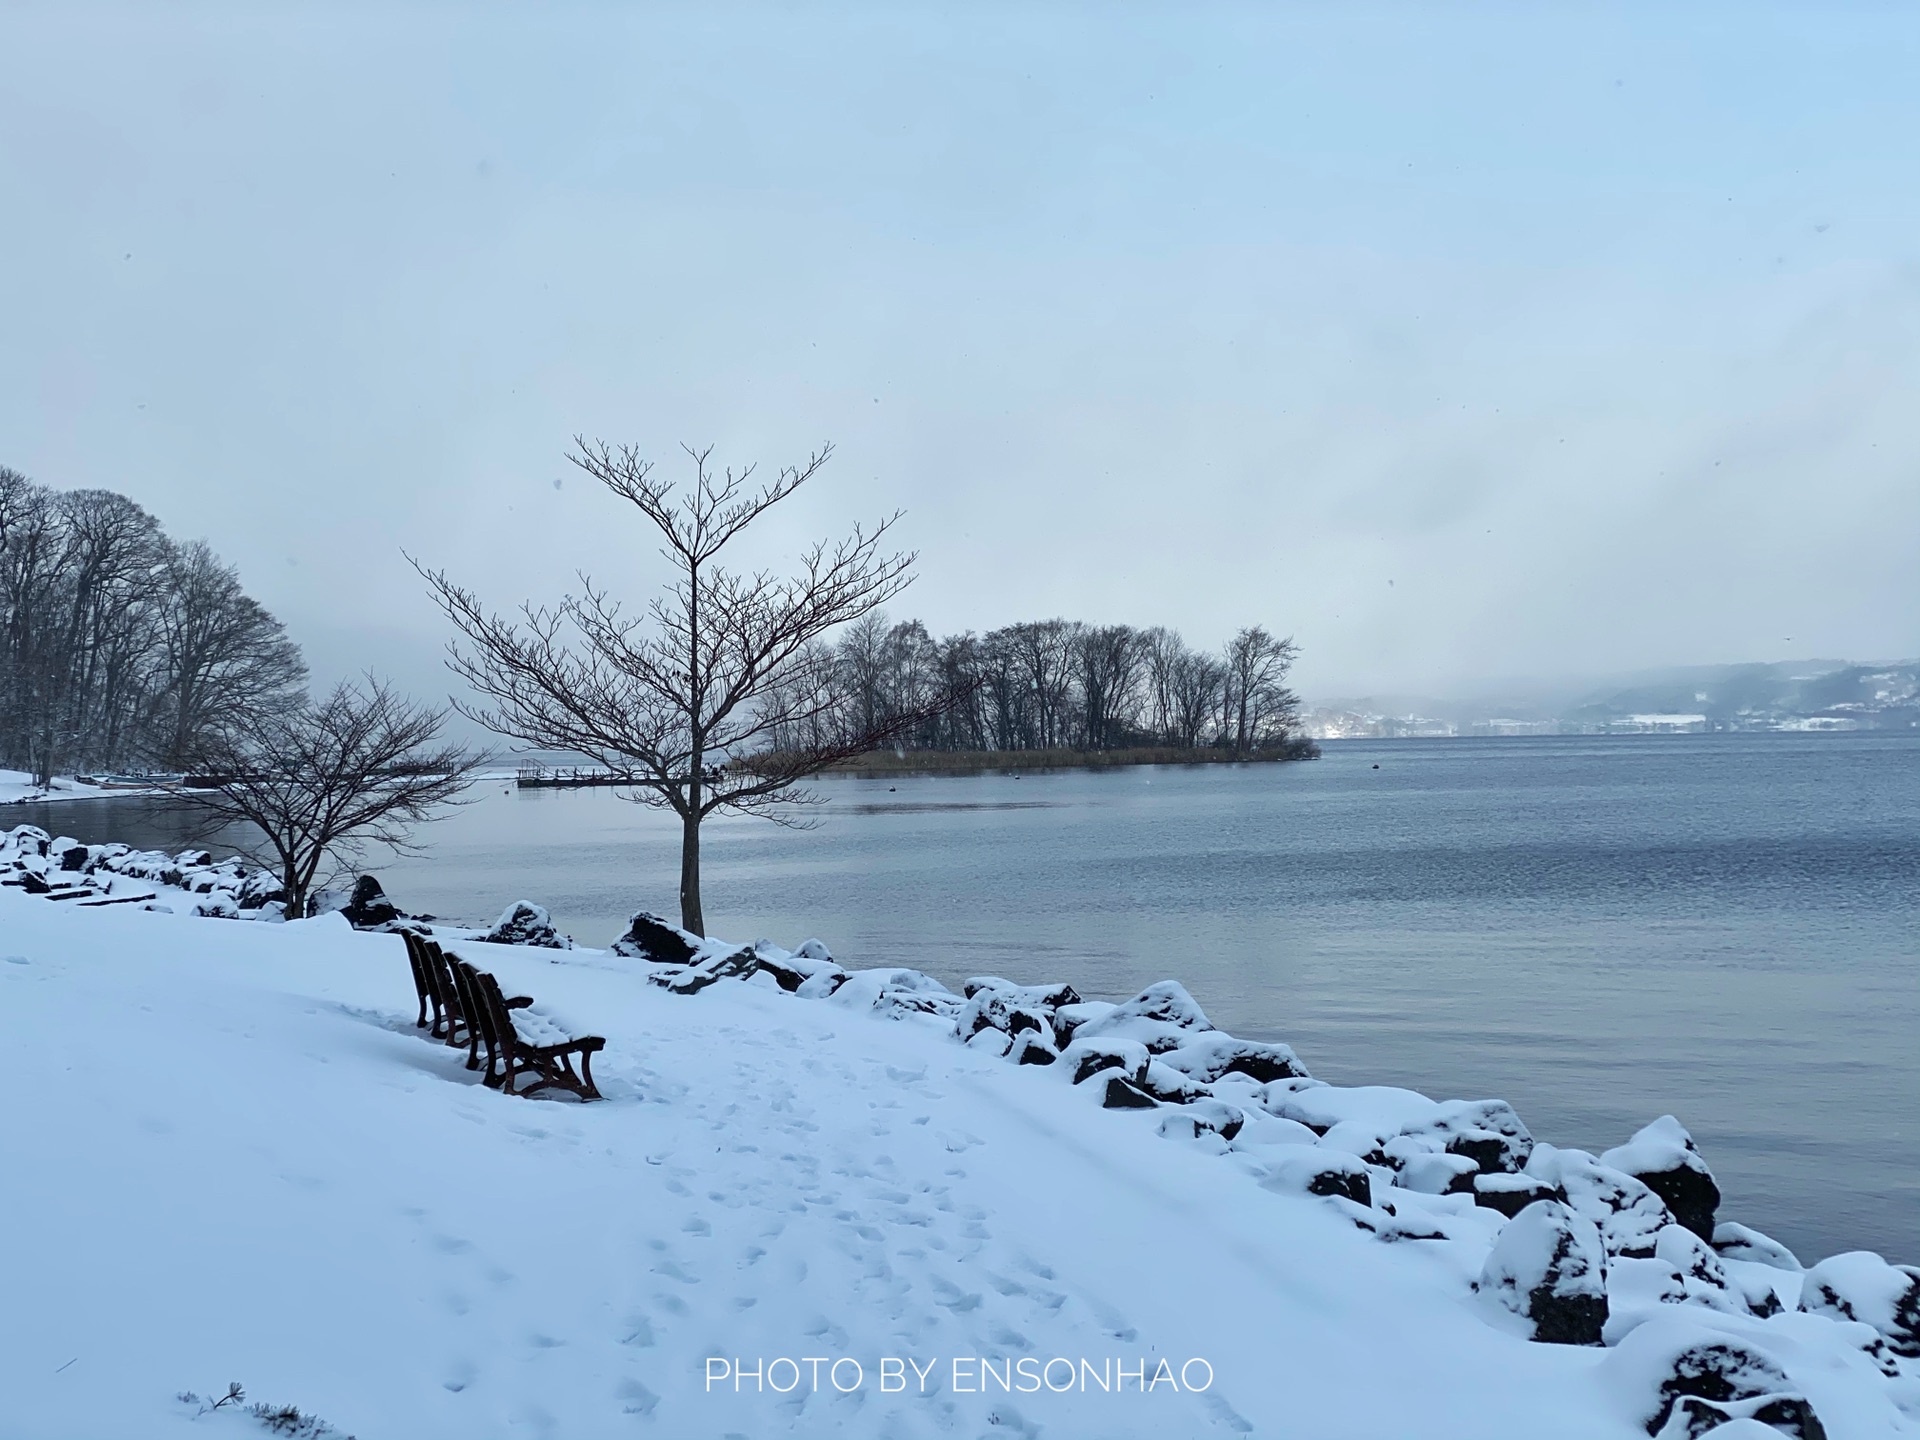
[1157,1031,1309,1084]
[1527,1143,1677,1258]
[1060,1035,1151,1086]
[482,900,573,948]
[1476,1199,1609,1346]
[1259,1147,1373,1207]
[1602,1319,1825,1439]
[610,909,700,963]
[1473,1171,1568,1218]
[1604,1115,1723,1242]
[316,874,404,929]
[1070,980,1215,1052]
[822,966,963,1025]
[1800,1252,1920,1357]
[1714,1222,1803,1273]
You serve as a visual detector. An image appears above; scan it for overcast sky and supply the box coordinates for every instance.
[5,2,1917,700]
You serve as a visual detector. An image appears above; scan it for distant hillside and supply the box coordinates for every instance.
[1307,659,1920,738]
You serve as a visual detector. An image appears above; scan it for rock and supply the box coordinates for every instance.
[338,875,400,929]
[653,945,759,995]
[1061,1037,1151,1087]
[1260,1148,1372,1207]
[1394,1152,1480,1196]
[236,870,287,911]
[1472,1173,1567,1219]
[823,968,964,1024]
[794,966,850,999]
[1160,1033,1310,1084]
[612,910,701,964]
[967,1026,1015,1058]
[1050,1000,1118,1049]
[747,953,807,992]
[1603,1321,1824,1439]
[483,900,573,949]
[1711,1223,1801,1273]
[1178,1098,1246,1141]
[6,826,51,857]
[744,942,847,994]
[59,845,89,872]
[1072,981,1215,1051]
[963,976,1081,1008]
[1599,1226,1746,1322]
[1476,1200,1609,1345]
[1402,1099,1534,1175]
[1527,1144,1676,1258]
[956,990,1049,1042]
[1101,1075,1158,1109]
[1799,1251,1920,1357]
[1139,1059,1210,1104]
[1112,979,1213,1029]
[1008,1031,1058,1066]
[1603,1116,1722,1243]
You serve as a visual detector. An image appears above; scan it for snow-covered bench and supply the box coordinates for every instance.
[400,930,603,1100]
[403,931,532,1076]
[461,963,604,1102]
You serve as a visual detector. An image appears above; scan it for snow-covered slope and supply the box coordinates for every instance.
[2,888,1915,1439]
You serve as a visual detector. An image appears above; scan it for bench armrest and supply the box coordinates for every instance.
[506,995,534,1009]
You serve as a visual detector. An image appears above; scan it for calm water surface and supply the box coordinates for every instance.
[18,734,1918,1262]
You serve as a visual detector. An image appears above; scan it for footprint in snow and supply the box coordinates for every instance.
[1205,1392,1256,1433]
[615,1379,659,1417]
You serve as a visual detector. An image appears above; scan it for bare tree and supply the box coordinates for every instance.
[181,678,481,918]
[1222,626,1303,756]
[1,469,307,786]
[415,439,921,936]
[151,540,308,768]
[1169,648,1225,749]
[1073,623,1141,750]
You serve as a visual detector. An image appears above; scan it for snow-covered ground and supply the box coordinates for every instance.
[3,828,1917,1439]
[0,768,173,806]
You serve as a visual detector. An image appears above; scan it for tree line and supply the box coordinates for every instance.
[0,468,307,785]
[766,615,1313,759]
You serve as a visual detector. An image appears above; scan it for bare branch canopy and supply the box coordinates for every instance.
[414,438,935,935]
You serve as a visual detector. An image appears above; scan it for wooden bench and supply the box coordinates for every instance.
[400,931,602,1100]
[463,962,604,1101]
[402,932,529,1066]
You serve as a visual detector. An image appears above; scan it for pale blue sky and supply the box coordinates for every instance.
[4,2,1917,696]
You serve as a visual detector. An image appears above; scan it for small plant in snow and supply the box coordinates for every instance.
[245,1400,353,1437]
[175,1384,354,1438]
[178,1382,246,1415]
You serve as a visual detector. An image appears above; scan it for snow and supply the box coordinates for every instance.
[4,847,1920,1436]
[0,768,171,806]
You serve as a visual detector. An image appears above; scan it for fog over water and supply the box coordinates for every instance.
[21,732,1919,1263]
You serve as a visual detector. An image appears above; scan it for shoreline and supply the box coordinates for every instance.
[749,742,1321,778]
[3,825,1915,1437]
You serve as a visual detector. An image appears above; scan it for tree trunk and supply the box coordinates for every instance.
[679,810,704,936]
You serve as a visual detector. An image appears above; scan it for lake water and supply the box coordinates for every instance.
[14,733,1917,1264]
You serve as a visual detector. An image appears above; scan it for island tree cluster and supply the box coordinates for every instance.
[767,616,1312,759]
[0,468,307,784]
